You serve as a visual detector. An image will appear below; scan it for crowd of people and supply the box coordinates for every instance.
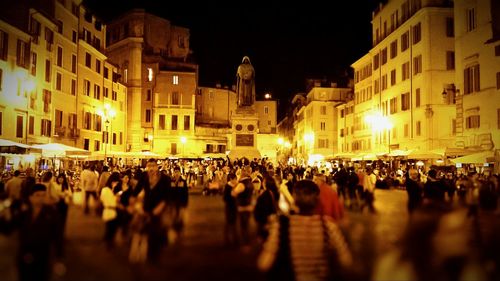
[0,156,499,281]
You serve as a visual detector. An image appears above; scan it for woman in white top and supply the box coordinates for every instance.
[100,172,120,249]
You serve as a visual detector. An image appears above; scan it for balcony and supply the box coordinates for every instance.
[54,126,66,137]
[68,128,80,138]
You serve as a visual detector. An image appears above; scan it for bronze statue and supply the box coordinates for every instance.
[236,56,255,107]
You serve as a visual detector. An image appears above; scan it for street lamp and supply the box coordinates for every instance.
[98,104,116,165]
[148,134,153,152]
[365,112,393,154]
[180,136,187,157]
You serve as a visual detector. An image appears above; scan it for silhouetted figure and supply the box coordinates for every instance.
[0,184,63,281]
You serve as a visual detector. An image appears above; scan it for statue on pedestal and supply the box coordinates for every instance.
[236,56,255,107]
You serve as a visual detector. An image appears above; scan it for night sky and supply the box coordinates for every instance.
[84,0,381,118]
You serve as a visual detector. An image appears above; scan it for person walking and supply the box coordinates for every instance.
[165,166,189,245]
[257,180,353,281]
[405,168,423,214]
[360,167,377,214]
[254,174,280,240]
[100,172,121,250]
[313,173,344,221]
[134,158,171,263]
[80,165,99,215]
[223,173,239,246]
[232,165,255,248]
[0,184,64,281]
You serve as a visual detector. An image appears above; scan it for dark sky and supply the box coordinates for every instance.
[84,0,381,118]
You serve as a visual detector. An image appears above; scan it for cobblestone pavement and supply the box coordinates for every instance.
[0,189,409,281]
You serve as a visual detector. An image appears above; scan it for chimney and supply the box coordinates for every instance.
[216,83,221,88]
[330,82,337,88]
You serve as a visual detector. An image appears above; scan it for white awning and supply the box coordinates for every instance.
[451,151,494,164]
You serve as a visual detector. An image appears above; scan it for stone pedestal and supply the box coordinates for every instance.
[228,106,261,161]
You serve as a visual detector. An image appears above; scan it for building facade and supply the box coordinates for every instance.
[292,83,349,165]
[454,0,500,151]
[0,0,127,155]
[105,9,197,155]
[349,0,457,156]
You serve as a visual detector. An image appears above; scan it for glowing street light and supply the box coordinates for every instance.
[303,132,315,143]
[264,93,272,99]
[180,136,187,157]
[365,112,393,154]
[277,137,284,145]
[98,103,116,166]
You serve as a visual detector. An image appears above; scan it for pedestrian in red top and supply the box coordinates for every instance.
[313,173,344,221]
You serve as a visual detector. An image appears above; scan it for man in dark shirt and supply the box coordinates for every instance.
[223,173,239,246]
[232,165,254,247]
[135,158,171,263]
[405,168,423,214]
[423,169,448,209]
[166,166,188,244]
[1,183,63,281]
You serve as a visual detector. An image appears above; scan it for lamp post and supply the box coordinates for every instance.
[148,134,153,152]
[365,112,393,154]
[180,136,187,157]
[98,104,116,166]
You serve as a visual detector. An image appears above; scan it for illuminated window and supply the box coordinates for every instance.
[264,106,269,114]
[173,75,179,85]
[148,68,153,82]
[320,122,326,131]
[467,8,476,32]
[413,55,422,75]
[84,79,90,96]
[17,40,29,68]
[466,115,480,129]
[464,64,480,94]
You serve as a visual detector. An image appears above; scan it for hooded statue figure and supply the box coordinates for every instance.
[236,56,256,107]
